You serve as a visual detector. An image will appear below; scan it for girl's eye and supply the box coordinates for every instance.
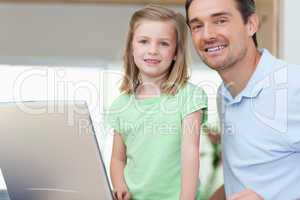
[160,42,170,46]
[138,40,148,44]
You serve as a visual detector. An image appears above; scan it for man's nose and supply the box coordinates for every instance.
[202,24,217,40]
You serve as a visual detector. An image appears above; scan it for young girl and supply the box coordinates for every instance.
[107,4,207,200]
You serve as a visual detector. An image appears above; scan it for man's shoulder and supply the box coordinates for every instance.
[264,54,300,86]
[274,60,300,86]
[268,52,300,74]
[287,63,300,74]
[264,58,300,106]
[287,64,300,99]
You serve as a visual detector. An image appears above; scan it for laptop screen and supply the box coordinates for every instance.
[0,101,113,200]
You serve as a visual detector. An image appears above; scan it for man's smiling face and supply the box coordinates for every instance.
[188,0,254,71]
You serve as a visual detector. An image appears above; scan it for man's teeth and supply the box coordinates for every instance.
[206,45,226,52]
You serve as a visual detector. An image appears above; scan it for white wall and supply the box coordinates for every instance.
[1,1,300,65]
[0,2,205,66]
[0,2,204,67]
[280,0,300,64]
[0,3,132,61]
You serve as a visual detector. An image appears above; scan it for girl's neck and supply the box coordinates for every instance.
[135,74,167,99]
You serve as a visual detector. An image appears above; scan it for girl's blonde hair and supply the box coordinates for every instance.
[120,4,189,95]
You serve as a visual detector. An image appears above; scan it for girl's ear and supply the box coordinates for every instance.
[173,55,177,61]
[247,13,259,37]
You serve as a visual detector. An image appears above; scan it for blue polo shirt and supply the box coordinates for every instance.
[219,49,300,199]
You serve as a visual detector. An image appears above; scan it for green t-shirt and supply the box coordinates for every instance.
[106,82,207,200]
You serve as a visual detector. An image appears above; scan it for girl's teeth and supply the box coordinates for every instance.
[145,59,159,64]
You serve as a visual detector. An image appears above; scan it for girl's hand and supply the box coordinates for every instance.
[111,133,130,200]
[112,188,131,200]
[228,189,263,200]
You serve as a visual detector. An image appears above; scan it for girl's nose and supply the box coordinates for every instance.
[148,43,159,55]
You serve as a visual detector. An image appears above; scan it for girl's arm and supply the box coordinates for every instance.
[180,110,202,200]
[209,185,226,200]
[110,132,130,200]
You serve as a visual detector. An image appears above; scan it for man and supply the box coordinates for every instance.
[185,0,300,199]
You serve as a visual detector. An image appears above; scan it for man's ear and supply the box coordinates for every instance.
[247,13,259,37]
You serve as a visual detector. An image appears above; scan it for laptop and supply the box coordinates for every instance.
[0,101,114,200]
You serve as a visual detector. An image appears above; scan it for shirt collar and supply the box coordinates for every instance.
[219,48,277,104]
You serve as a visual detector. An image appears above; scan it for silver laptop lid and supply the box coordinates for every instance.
[0,101,113,200]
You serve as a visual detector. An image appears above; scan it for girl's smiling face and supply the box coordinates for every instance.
[132,20,177,81]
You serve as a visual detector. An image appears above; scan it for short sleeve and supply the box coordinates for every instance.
[105,95,127,134]
[105,102,121,134]
[181,83,208,124]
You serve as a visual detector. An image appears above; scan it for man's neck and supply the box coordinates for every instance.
[219,47,261,98]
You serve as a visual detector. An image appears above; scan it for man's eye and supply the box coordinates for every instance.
[192,24,203,31]
[215,19,227,24]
